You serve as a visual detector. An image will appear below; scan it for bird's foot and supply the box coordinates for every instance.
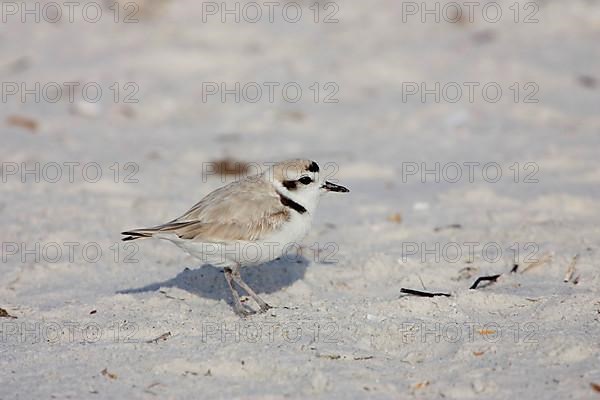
[258,302,272,313]
[233,304,254,318]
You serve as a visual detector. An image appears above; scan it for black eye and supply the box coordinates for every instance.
[298,176,312,185]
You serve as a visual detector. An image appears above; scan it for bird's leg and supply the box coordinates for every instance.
[230,265,272,313]
[223,267,251,317]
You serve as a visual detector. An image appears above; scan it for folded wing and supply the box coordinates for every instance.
[122,178,290,242]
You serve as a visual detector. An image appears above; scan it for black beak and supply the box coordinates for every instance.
[321,181,349,193]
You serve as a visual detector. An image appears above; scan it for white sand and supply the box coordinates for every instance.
[2,0,600,398]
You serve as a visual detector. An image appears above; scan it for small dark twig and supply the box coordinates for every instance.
[0,308,16,319]
[469,274,501,290]
[400,288,451,297]
[146,332,171,344]
[433,224,462,232]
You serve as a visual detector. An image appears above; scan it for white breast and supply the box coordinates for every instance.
[261,210,313,255]
[231,210,314,267]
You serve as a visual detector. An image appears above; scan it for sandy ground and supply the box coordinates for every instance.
[2,0,600,398]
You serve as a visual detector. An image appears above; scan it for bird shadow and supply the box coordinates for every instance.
[117,256,310,305]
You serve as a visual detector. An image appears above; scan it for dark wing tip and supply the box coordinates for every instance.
[121,230,150,241]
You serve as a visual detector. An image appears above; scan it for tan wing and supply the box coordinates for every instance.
[122,178,290,242]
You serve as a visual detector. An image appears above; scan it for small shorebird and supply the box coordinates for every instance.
[122,159,349,316]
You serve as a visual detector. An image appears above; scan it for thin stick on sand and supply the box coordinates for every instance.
[400,288,451,297]
[563,254,579,283]
[521,253,552,273]
[469,274,502,290]
[146,332,172,344]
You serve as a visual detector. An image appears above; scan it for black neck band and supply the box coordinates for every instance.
[278,192,307,214]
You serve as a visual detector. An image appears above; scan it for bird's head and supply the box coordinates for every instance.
[268,159,349,213]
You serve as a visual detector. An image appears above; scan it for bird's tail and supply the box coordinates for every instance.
[121,221,200,242]
[121,228,155,241]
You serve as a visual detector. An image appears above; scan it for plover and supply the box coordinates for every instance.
[122,159,349,316]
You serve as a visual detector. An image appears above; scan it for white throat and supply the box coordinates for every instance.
[271,180,321,216]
